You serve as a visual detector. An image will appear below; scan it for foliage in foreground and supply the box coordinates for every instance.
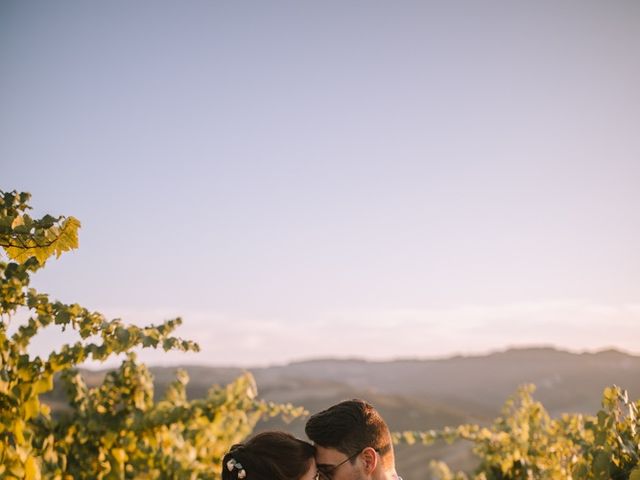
[0,191,304,480]
[394,384,640,480]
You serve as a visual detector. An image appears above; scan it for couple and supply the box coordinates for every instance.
[222,399,402,480]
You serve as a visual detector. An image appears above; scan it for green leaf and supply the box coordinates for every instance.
[593,450,611,478]
[630,467,640,480]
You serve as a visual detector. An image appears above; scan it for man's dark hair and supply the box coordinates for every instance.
[305,399,393,466]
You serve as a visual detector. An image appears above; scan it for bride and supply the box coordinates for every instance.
[222,431,320,480]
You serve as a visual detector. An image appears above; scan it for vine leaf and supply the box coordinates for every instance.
[4,216,81,264]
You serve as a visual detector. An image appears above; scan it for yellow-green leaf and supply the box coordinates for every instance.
[11,215,24,229]
[33,375,53,395]
[4,216,81,264]
[112,448,127,463]
[24,397,40,420]
[24,456,41,480]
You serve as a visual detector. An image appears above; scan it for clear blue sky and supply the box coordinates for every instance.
[2,1,639,366]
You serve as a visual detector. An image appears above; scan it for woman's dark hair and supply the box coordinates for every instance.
[221,431,315,480]
[305,399,393,467]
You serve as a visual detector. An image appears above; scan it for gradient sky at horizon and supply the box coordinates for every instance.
[2,1,639,367]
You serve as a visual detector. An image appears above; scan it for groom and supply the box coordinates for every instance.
[305,399,402,480]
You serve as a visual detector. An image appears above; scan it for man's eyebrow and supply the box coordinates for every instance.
[316,463,335,468]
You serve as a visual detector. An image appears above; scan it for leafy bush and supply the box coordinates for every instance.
[395,384,640,479]
[0,191,304,479]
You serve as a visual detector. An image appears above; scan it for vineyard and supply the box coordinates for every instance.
[1,190,639,479]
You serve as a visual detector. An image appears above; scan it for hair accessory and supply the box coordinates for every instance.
[227,458,247,479]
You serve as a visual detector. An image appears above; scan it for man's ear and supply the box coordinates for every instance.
[360,447,378,474]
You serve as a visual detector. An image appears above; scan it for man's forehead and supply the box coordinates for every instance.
[313,445,345,464]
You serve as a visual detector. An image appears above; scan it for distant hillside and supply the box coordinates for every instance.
[299,347,639,415]
[42,347,640,479]
[148,346,640,417]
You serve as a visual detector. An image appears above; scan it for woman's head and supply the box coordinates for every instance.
[222,431,316,480]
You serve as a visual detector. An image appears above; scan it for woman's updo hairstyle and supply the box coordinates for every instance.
[221,431,315,480]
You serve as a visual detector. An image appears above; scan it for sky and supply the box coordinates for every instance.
[1,1,639,367]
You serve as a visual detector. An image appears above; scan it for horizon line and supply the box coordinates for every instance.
[77,343,639,372]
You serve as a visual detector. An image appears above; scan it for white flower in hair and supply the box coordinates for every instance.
[226,458,247,478]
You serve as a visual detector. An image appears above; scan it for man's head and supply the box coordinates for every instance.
[305,399,395,480]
